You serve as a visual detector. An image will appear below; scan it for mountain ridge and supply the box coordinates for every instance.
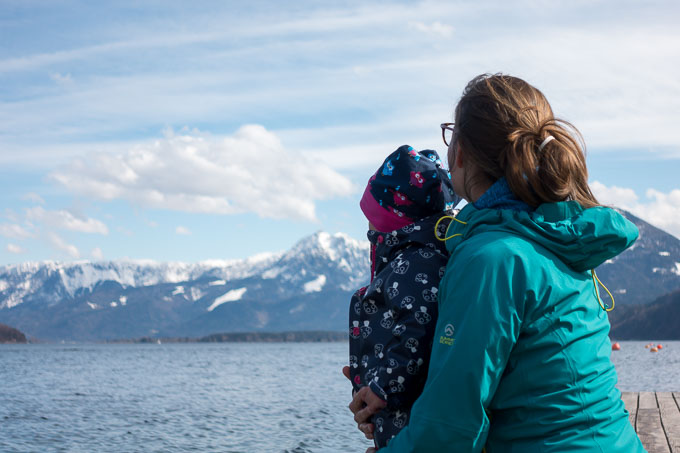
[609,288,680,340]
[1,213,679,341]
[0,231,370,340]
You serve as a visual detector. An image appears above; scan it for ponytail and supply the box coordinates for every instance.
[455,74,599,209]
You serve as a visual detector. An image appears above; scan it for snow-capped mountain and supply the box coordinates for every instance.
[1,212,679,341]
[595,210,680,306]
[0,232,370,341]
[0,254,281,310]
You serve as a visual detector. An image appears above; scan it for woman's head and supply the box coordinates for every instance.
[449,73,598,209]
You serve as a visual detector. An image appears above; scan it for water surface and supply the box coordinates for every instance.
[1,341,677,452]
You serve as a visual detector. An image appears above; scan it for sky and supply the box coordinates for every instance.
[1,0,679,265]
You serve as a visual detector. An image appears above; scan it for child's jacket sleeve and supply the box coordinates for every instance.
[380,245,525,452]
[367,248,445,409]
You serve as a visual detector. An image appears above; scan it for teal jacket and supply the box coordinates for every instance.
[381,201,646,452]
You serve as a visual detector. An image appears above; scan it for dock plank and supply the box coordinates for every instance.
[657,393,680,453]
[623,392,639,429]
[640,392,660,409]
[637,407,671,453]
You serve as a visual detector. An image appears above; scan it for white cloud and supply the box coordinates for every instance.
[409,21,454,38]
[51,125,354,222]
[0,223,32,239]
[22,192,45,204]
[47,232,80,258]
[0,30,232,74]
[6,243,26,254]
[175,226,191,235]
[25,206,108,234]
[589,181,639,208]
[91,247,104,260]
[49,72,73,84]
[632,189,680,238]
[591,181,680,239]
[2,2,679,168]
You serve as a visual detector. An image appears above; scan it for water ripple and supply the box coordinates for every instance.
[3,341,673,452]
[0,343,373,452]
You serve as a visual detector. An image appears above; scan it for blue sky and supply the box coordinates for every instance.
[1,0,679,264]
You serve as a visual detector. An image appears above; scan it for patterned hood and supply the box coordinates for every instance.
[367,213,451,281]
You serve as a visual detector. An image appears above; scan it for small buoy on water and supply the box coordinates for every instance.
[650,347,659,352]
[645,344,651,348]
[657,344,663,350]
[612,342,621,351]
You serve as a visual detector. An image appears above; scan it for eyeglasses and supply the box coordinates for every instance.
[440,123,455,147]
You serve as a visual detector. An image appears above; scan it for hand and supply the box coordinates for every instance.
[349,386,387,440]
[342,366,357,397]
[342,366,385,439]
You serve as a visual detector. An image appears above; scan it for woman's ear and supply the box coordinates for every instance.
[453,143,464,169]
[447,142,460,170]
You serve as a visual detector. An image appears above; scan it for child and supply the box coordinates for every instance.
[349,144,459,449]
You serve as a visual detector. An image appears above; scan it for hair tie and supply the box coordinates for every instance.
[538,135,555,152]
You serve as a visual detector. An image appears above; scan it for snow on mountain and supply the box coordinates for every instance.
[0,252,282,310]
[303,275,327,293]
[0,231,370,340]
[274,231,369,291]
[207,288,248,312]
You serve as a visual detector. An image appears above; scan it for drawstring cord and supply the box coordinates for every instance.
[434,215,468,241]
[591,270,615,311]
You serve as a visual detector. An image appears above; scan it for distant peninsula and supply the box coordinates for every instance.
[108,330,346,344]
[0,323,28,344]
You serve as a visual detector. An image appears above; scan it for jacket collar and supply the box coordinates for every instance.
[473,177,532,213]
[367,213,451,279]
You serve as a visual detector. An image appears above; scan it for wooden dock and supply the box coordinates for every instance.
[623,392,680,452]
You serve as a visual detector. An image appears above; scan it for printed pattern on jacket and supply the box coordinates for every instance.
[349,214,451,449]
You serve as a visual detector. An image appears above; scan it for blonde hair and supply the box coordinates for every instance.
[453,74,599,209]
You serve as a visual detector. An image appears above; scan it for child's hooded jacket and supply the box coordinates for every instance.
[350,144,459,448]
[349,214,452,431]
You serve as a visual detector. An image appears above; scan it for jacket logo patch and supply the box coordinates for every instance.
[439,323,455,346]
[439,336,455,346]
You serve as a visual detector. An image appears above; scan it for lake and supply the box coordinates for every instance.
[1,341,678,452]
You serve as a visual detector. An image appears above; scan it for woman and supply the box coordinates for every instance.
[348,74,646,452]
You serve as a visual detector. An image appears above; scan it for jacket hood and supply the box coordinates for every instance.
[445,201,638,272]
